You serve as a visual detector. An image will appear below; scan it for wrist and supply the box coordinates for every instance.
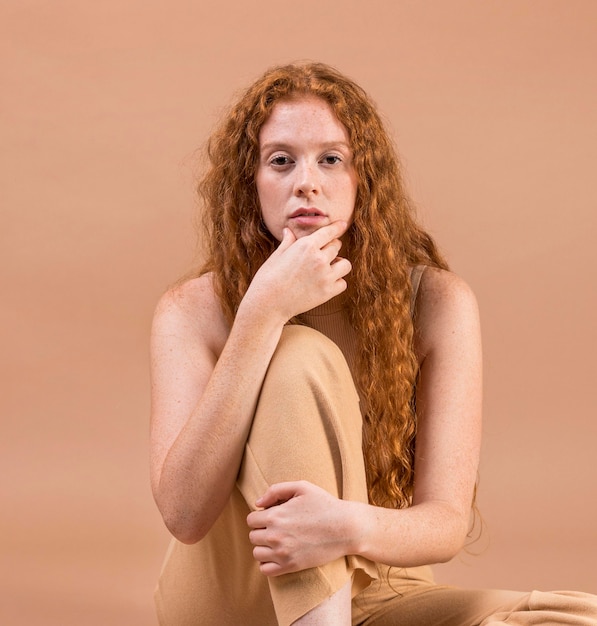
[239,284,291,328]
[343,500,369,557]
[236,290,289,332]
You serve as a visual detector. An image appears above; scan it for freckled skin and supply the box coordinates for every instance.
[151,87,483,624]
[256,97,358,241]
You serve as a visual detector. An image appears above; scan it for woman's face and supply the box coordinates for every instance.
[256,96,357,241]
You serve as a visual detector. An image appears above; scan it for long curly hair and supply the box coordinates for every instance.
[198,62,449,509]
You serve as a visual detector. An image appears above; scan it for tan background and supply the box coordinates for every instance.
[2,1,596,624]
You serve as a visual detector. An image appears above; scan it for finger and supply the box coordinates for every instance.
[246,509,268,529]
[248,528,268,546]
[259,561,286,577]
[313,234,348,270]
[330,257,352,280]
[320,237,343,262]
[252,545,274,562]
[307,220,349,249]
[276,227,297,254]
[255,481,303,509]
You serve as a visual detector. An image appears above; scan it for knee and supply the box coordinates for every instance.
[268,325,355,397]
[256,325,363,449]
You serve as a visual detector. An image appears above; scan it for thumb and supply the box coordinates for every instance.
[276,227,296,253]
[255,481,302,509]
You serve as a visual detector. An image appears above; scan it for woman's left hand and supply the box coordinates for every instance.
[246,480,352,576]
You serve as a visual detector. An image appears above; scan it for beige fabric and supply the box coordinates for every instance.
[237,325,377,625]
[356,581,597,625]
[155,489,276,625]
[155,266,597,624]
[155,325,377,626]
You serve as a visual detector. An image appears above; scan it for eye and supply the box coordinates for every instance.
[321,155,342,165]
[269,155,293,167]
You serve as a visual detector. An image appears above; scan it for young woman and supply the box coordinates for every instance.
[150,62,597,625]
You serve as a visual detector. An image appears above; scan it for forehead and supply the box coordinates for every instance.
[259,96,350,147]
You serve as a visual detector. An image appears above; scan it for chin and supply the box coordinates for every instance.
[291,225,324,239]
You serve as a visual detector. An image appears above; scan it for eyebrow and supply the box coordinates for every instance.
[260,141,352,153]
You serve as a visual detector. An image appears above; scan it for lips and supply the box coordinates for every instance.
[290,208,325,218]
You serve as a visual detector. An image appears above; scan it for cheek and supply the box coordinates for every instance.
[256,174,280,207]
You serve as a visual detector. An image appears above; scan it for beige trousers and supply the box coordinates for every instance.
[155,325,597,625]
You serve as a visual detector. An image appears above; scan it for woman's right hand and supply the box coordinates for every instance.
[244,220,352,323]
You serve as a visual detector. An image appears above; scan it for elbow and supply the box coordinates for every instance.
[170,529,204,545]
[442,528,470,564]
[152,483,215,544]
[166,522,202,545]
[432,506,471,564]
[152,474,228,544]
[161,510,211,545]
[430,535,465,565]
[154,491,214,544]
[434,541,463,564]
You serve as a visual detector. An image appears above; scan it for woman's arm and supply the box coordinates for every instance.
[247,268,482,573]
[150,222,351,544]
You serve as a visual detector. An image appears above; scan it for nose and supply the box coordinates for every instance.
[294,161,320,197]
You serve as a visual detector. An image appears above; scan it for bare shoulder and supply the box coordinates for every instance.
[416,267,478,311]
[414,267,481,360]
[152,273,229,354]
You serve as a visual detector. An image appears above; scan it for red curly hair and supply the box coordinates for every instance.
[198,62,449,509]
